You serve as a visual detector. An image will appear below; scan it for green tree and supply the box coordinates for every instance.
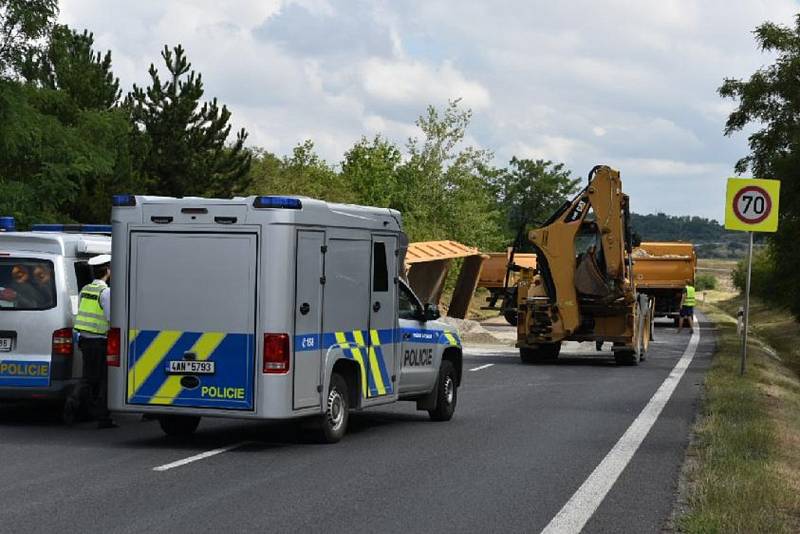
[0,21,135,225]
[247,140,351,202]
[0,0,57,79]
[126,44,251,198]
[0,81,133,226]
[719,14,800,316]
[397,99,504,249]
[24,25,121,110]
[340,135,401,206]
[494,157,580,237]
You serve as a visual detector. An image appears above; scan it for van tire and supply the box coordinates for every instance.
[315,373,349,443]
[428,360,457,421]
[159,415,201,437]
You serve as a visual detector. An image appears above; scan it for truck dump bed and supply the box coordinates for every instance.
[632,242,696,321]
[633,242,696,289]
[478,252,536,289]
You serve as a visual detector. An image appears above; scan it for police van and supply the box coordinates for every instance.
[107,195,463,442]
[0,217,111,420]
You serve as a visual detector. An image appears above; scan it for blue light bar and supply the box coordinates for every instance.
[112,194,136,207]
[253,196,302,209]
[31,224,64,232]
[31,224,112,234]
[79,224,112,234]
[0,216,16,232]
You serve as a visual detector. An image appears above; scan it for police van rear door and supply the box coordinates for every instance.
[126,231,257,411]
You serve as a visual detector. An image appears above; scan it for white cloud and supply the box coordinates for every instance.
[616,158,728,176]
[360,58,491,110]
[57,0,799,220]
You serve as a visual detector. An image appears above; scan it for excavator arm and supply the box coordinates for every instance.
[526,165,632,336]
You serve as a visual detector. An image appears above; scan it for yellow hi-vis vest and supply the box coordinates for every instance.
[75,282,109,335]
[685,285,696,307]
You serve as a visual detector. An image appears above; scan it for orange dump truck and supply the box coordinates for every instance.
[632,242,696,325]
[478,251,536,324]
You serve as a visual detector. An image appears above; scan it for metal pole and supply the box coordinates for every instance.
[740,231,754,376]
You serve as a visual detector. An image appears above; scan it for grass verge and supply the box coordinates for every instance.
[679,296,800,532]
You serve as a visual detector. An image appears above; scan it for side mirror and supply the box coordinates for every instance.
[423,303,440,321]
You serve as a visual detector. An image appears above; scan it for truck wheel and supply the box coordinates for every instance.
[519,343,561,363]
[159,415,201,437]
[428,360,457,422]
[315,373,349,443]
[503,308,519,326]
[502,289,518,326]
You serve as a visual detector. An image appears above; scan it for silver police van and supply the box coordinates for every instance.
[0,217,111,420]
[107,195,462,442]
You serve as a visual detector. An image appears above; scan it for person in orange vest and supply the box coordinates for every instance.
[677,279,696,334]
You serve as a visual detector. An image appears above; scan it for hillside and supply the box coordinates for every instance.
[630,213,752,258]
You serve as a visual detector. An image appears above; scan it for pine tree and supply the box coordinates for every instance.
[126,44,251,198]
[23,25,121,110]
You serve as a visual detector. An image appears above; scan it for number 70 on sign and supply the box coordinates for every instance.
[724,178,780,233]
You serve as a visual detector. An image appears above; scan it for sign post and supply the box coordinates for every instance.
[724,178,781,375]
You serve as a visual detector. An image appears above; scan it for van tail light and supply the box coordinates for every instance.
[263,333,290,374]
[52,328,74,356]
[106,327,120,367]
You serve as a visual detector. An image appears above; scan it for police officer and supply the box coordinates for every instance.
[677,279,696,334]
[73,254,116,428]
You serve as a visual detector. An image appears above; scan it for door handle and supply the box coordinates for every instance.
[373,301,381,312]
[300,303,310,315]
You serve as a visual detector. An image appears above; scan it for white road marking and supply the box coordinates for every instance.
[469,363,495,372]
[153,441,249,472]
[541,317,701,534]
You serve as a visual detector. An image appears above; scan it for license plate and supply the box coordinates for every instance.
[167,360,215,375]
[0,338,11,351]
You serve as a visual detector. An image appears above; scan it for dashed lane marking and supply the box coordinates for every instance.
[469,364,495,372]
[153,441,250,472]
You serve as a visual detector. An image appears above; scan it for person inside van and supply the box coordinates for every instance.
[32,264,55,306]
[8,265,41,308]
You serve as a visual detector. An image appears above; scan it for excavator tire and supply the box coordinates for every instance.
[614,350,640,366]
[520,343,561,364]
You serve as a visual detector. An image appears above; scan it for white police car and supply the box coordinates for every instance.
[0,217,111,422]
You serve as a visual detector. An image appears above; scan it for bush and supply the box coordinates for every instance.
[696,273,718,291]
[732,247,781,299]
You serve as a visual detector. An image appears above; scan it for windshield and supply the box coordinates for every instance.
[0,258,56,310]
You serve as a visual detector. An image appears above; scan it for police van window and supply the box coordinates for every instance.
[0,259,56,310]
[399,283,421,320]
[373,242,389,292]
[74,261,93,289]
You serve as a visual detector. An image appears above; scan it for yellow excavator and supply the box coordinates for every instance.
[512,164,654,365]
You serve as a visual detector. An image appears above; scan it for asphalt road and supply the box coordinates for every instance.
[0,317,713,534]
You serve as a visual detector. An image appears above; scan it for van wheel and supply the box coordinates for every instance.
[159,415,201,437]
[428,360,457,421]
[315,373,349,443]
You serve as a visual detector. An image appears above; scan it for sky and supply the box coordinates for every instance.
[60,0,799,221]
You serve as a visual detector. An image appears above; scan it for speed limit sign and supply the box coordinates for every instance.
[725,178,780,232]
